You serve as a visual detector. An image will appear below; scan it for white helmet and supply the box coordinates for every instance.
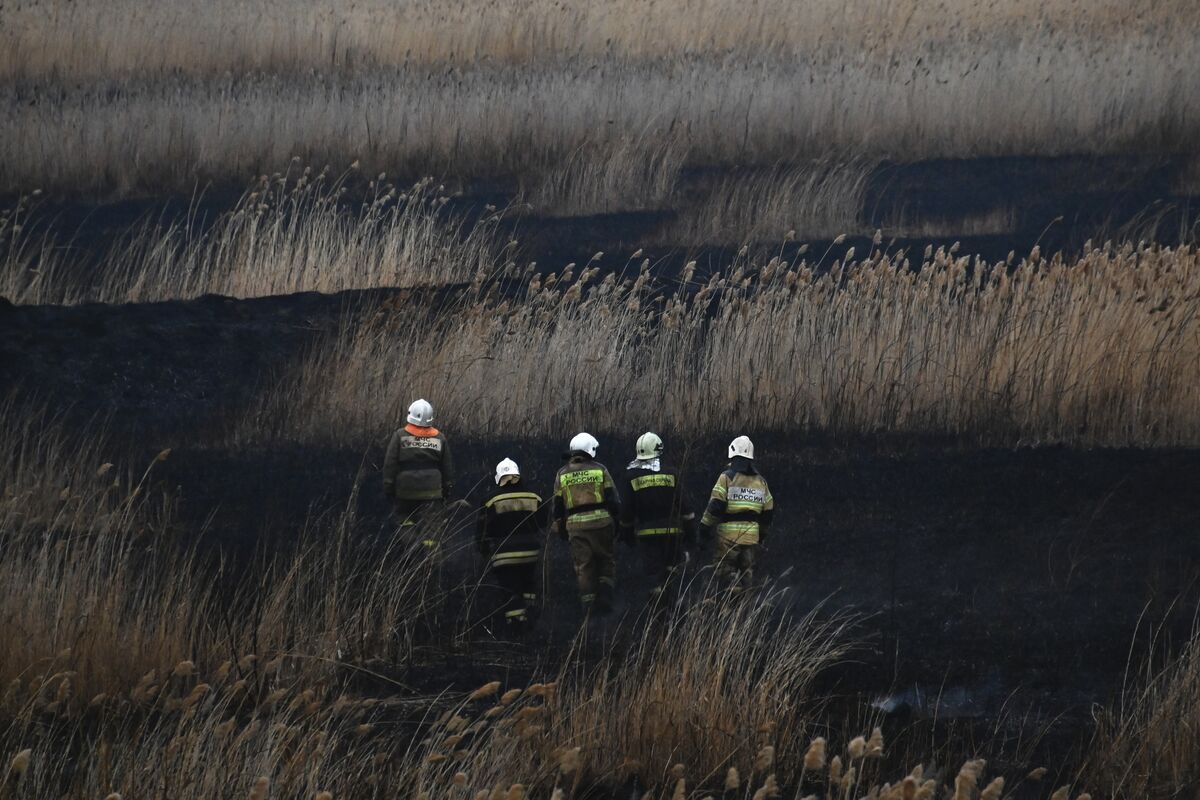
[407,399,434,426]
[495,458,520,485]
[728,435,755,459]
[635,431,664,460]
[569,432,599,457]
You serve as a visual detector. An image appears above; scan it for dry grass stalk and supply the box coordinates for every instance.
[2,2,1197,196]
[2,176,501,304]
[245,239,1200,448]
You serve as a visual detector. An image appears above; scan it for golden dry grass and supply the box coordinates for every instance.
[0,403,447,708]
[661,160,875,245]
[0,0,1186,81]
[525,133,686,218]
[1,173,501,304]
[1086,635,1200,797]
[0,401,1174,800]
[243,240,1200,448]
[1,0,1196,196]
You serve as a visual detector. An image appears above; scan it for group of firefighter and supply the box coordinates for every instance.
[383,399,775,632]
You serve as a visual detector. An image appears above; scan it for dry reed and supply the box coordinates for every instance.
[1,173,501,304]
[1,0,1197,196]
[244,240,1200,447]
[1086,634,1200,797]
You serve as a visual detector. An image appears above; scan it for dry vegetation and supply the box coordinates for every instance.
[525,134,686,218]
[0,173,500,305]
[0,401,453,703]
[1,0,1197,197]
[2,404,1158,799]
[0,404,1086,799]
[1086,635,1200,797]
[240,239,1200,448]
[661,160,875,245]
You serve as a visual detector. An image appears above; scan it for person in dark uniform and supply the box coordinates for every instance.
[477,458,548,633]
[618,432,695,600]
[382,399,454,546]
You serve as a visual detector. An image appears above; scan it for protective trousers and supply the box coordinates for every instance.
[639,534,684,598]
[394,499,444,550]
[491,558,539,630]
[569,523,616,613]
[714,537,756,590]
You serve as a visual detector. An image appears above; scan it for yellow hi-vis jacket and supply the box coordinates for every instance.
[700,466,774,546]
[553,455,620,535]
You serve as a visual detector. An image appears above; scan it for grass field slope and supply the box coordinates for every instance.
[1,0,1197,196]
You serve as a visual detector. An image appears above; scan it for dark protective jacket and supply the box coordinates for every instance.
[700,456,774,545]
[382,424,454,502]
[476,478,548,560]
[618,458,696,540]
[552,453,621,535]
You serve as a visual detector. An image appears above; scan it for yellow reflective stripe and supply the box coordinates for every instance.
[492,551,539,566]
[700,511,719,527]
[485,491,542,509]
[631,474,676,491]
[504,609,527,618]
[637,527,682,536]
[711,481,728,499]
[726,501,763,513]
[493,549,540,559]
[567,509,611,523]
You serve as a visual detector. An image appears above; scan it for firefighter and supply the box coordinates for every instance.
[698,435,774,590]
[619,432,695,600]
[477,458,547,633]
[382,399,454,542]
[553,432,621,614]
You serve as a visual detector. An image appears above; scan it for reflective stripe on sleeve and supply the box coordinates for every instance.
[636,527,683,537]
[491,550,540,566]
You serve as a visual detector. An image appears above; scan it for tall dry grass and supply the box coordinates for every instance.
[412,585,853,794]
[525,133,686,217]
[0,173,502,304]
[662,160,875,245]
[1,0,1197,196]
[243,241,1200,448]
[1086,634,1200,798]
[0,402,447,709]
[0,0,1185,82]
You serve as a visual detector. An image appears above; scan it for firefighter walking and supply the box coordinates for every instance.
[699,435,774,590]
[619,432,695,600]
[477,458,547,633]
[382,399,455,543]
[553,432,621,614]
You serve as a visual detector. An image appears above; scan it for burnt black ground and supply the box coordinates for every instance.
[4,153,1200,789]
[4,289,1200,784]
